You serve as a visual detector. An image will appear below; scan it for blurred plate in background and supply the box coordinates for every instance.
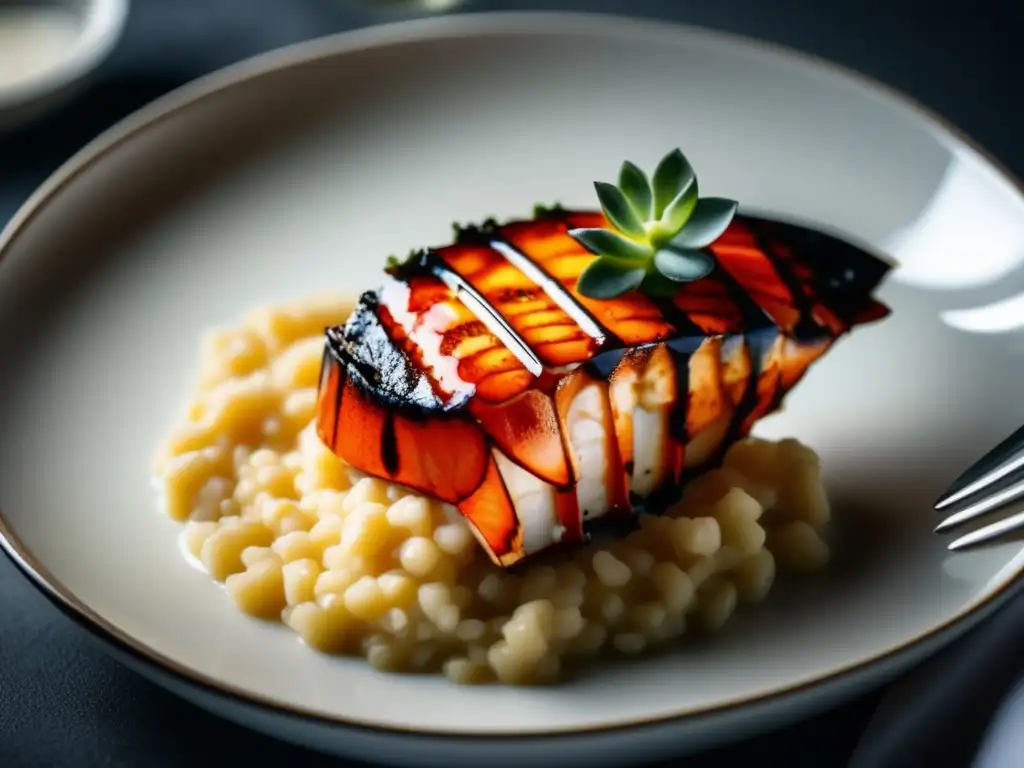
[0,0,128,129]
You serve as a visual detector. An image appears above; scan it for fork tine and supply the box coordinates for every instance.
[934,424,1024,511]
[948,507,1024,552]
[935,476,1024,533]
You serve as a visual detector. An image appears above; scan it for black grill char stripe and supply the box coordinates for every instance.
[665,335,705,445]
[735,218,877,444]
[708,261,776,332]
[745,220,824,342]
[454,220,619,347]
[645,294,706,340]
[704,258,779,465]
[644,293,705,483]
[326,296,452,416]
[752,217,892,331]
[486,233,620,349]
[677,325,781,483]
[380,413,399,475]
[618,253,741,490]
[331,354,345,449]
[584,346,627,380]
[659,255,776,491]
[734,325,779,428]
[691,218,831,474]
[631,334,705,513]
[416,249,545,378]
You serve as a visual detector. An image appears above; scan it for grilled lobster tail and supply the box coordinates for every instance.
[315,208,891,567]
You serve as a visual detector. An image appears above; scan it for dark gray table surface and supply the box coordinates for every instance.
[1,1,1022,766]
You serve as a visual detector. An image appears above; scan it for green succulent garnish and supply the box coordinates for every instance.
[569,149,738,300]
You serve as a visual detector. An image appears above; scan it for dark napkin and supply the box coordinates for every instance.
[2,2,1023,766]
[849,590,1024,768]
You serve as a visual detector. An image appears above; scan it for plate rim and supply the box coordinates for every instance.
[2,9,1024,739]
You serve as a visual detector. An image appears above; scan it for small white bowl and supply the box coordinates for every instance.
[0,0,129,129]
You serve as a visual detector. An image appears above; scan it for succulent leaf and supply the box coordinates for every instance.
[594,182,646,238]
[568,227,652,263]
[653,247,715,282]
[670,197,738,249]
[659,177,699,236]
[618,161,653,220]
[652,149,695,219]
[576,257,646,299]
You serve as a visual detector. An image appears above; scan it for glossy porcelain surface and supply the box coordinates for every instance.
[2,12,1024,766]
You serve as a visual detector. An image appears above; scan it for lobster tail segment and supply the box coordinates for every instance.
[314,202,891,568]
[738,216,892,335]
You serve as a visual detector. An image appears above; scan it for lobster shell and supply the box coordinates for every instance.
[315,208,891,567]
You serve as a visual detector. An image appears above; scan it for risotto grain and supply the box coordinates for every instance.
[155,295,832,685]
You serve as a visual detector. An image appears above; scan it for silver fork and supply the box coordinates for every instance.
[935,423,1024,551]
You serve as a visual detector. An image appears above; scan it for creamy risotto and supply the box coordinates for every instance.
[154,295,831,685]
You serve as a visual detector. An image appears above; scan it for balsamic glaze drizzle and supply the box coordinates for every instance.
[380,413,400,475]
[665,335,704,444]
[331,352,345,449]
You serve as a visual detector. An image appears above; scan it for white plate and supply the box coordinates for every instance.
[3,12,1024,767]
